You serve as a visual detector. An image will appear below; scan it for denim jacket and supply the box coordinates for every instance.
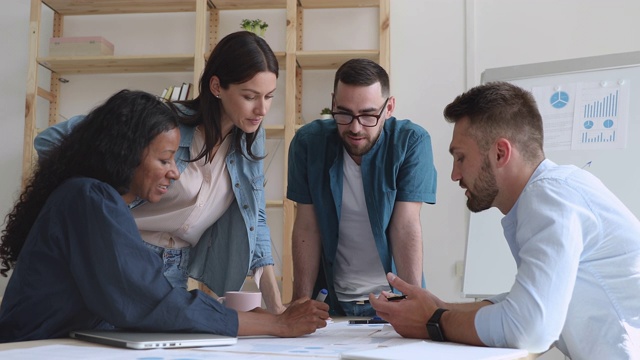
[34,113,274,296]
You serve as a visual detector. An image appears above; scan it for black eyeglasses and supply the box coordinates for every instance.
[331,97,389,127]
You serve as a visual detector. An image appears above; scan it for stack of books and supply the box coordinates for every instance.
[160,82,192,102]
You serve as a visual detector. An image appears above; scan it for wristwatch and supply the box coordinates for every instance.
[426,308,449,342]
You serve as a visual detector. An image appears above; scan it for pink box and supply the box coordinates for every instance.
[49,36,114,57]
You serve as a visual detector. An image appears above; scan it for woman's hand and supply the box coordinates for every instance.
[272,297,329,337]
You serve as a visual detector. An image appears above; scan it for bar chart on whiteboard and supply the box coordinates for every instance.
[573,80,629,150]
[531,80,630,152]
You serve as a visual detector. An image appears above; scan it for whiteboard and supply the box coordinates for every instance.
[462,51,640,298]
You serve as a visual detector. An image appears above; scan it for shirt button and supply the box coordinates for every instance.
[243,204,249,209]
[198,202,204,207]
[235,183,240,188]
[249,226,254,231]
[230,160,235,164]
[182,225,189,230]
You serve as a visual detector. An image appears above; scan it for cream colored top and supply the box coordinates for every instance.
[133,127,234,248]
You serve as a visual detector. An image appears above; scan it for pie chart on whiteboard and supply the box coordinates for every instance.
[550,90,570,109]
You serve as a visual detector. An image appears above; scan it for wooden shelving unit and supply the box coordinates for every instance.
[25,0,389,302]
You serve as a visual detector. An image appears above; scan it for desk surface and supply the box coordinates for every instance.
[0,319,534,359]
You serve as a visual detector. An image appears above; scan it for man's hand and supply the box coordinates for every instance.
[369,273,440,339]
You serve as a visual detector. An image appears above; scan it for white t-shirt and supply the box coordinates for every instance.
[333,149,391,302]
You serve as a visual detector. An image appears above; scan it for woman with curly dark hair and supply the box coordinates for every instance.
[0,89,329,342]
[0,89,181,279]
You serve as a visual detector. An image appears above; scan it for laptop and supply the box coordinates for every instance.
[69,330,237,350]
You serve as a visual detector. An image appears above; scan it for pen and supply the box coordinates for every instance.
[315,288,328,302]
[348,318,389,324]
[356,294,406,304]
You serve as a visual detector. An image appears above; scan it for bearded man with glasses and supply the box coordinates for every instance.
[287,58,438,316]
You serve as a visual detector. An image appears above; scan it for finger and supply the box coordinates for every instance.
[369,293,392,314]
[316,318,328,329]
[311,299,330,310]
[386,272,412,294]
[369,292,382,304]
[380,290,394,298]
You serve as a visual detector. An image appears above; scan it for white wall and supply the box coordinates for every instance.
[0,0,31,295]
[0,4,637,357]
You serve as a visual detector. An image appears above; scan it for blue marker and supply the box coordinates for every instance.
[315,288,328,302]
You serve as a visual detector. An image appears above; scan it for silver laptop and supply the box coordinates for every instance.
[69,330,237,350]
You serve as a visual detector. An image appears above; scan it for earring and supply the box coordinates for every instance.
[215,94,220,99]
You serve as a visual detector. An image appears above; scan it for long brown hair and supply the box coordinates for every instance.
[178,31,279,162]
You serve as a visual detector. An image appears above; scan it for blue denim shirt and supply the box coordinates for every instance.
[34,113,274,296]
[286,117,437,312]
[0,177,238,342]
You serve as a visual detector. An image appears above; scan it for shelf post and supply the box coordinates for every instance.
[192,0,208,98]
[379,0,390,73]
[282,0,299,303]
[23,0,42,189]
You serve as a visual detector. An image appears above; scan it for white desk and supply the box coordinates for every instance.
[0,319,533,359]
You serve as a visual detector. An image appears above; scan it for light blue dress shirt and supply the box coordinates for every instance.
[475,159,640,359]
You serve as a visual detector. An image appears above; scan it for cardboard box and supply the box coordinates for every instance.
[49,36,114,57]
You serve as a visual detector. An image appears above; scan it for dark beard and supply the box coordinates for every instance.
[466,156,498,213]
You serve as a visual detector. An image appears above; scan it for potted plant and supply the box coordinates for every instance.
[258,21,269,37]
[320,107,332,120]
[241,19,268,37]
[241,19,253,32]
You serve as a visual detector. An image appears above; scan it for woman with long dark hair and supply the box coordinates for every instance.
[35,31,286,313]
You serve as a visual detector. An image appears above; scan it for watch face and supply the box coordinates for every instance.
[427,323,445,342]
[426,308,448,342]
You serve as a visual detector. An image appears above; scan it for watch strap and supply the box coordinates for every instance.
[426,308,449,342]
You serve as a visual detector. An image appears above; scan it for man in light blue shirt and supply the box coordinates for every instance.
[370,82,640,359]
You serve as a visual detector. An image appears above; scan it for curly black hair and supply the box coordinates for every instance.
[0,90,178,276]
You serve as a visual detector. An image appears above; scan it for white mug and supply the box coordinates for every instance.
[217,291,262,312]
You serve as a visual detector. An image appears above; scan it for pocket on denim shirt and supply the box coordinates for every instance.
[252,175,265,190]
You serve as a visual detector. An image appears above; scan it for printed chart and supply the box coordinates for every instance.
[572,81,629,149]
[532,80,629,151]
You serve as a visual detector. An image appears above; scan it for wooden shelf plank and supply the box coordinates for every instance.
[266,200,283,208]
[38,54,194,74]
[38,55,194,74]
[212,0,286,10]
[275,52,286,69]
[42,0,377,15]
[264,124,306,138]
[42,0,293,15]
[42,0,201,15]
[296,50,379,69]
[299,0,379,9]
[264,125,284,138]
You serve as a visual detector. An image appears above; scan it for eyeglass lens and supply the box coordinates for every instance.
[333,114,379,126]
